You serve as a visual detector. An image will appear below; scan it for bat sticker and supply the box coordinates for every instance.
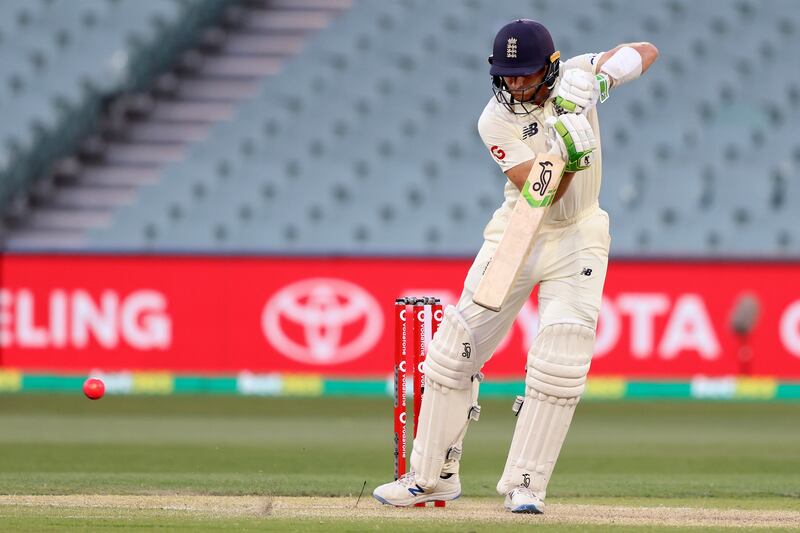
[522,160,557,208]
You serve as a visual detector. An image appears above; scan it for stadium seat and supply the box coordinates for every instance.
[0,0,232,210]
[5,0,795,257]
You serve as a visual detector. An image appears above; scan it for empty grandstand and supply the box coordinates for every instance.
[1,0,798,257]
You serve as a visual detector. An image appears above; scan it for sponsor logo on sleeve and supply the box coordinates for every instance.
[490,145,506,160]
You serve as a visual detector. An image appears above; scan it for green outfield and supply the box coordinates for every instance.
[1,395,799,531]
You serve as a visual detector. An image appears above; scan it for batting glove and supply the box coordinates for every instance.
[545,114,597,172]
[554,69,610,114]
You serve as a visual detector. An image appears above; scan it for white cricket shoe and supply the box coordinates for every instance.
[504,486,545,514]
[373,472,461,507]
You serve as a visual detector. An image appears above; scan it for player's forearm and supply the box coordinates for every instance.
[554,43,658,115]
[505,159,534,192]
[596,42,659,88]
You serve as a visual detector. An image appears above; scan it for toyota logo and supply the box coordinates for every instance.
[262,278,383,365]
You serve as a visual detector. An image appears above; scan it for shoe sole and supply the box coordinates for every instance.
[373,491,461,507]
[373,494,391,506]
[510,503,543,514]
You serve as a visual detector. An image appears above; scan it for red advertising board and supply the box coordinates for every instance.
[2,255,800,378]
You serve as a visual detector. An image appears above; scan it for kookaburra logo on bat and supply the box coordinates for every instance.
[521,158,560,209]
[532,160,553,197]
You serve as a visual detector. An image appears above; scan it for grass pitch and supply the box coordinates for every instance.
[0,394,798,530]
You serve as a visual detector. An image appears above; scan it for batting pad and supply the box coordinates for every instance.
[423,305,479,390]
[496,323,595,497]
[411,377,481,490]
[409,307,482,490]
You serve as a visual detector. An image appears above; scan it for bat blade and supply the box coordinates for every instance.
[472,153,566,312]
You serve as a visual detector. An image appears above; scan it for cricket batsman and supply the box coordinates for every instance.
[374,19,658,513]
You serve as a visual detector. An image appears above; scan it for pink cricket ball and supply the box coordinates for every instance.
[83,378,105,400]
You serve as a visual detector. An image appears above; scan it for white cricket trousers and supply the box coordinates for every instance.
[456,201,611,366]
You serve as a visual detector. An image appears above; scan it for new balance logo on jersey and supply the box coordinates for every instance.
[506,37,517,58]
[408,484,426,497]
[522,123,538,139]
[581,268,593,276]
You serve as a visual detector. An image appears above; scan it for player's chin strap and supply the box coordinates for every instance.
[599,46,642,90]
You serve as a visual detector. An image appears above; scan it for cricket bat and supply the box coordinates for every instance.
[472,153,566,311]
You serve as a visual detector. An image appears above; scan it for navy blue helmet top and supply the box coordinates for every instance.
[489,19,561,114]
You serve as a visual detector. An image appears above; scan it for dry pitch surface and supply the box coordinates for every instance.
[2,495,799,529]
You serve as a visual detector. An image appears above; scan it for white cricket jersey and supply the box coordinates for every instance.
[478,53,603,224]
